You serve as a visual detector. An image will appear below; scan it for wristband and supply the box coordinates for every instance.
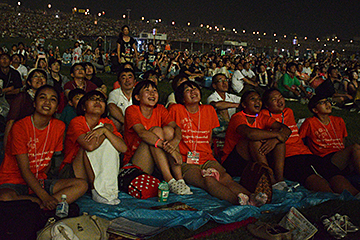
[155,139,163,148]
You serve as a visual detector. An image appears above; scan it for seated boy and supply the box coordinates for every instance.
[60,88,86,129]
[299,95,360,177]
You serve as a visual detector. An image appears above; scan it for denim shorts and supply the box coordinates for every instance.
[0,179,58,196]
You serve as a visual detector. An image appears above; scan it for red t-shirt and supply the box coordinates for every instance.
[261,108,312,157]
[0,116,64,185]
[299,116,346,157]
[221,111,276,163]
[168,104,220,165]
[64,80,97,94]
[61,116,121,169]
[123,104,173,165]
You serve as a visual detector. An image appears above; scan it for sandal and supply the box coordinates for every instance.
[247,221,292,240]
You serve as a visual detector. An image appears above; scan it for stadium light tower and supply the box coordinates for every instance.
[18,1,21,6]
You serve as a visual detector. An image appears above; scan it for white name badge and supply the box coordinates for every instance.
[187,151,200,164]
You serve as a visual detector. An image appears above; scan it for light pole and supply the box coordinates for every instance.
[126,9,131,25]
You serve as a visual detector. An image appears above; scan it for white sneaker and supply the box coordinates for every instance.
[322,216,347,239]
[168,179,193,195]
[334,214,359,233]
[272,181,288,191]
[91,189,120,205]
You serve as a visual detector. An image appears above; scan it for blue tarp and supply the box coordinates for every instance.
[76,181,356,231]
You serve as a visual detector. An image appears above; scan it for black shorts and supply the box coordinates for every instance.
[221,147,249,177]
[284,154,320,184]
[315,152,349,179]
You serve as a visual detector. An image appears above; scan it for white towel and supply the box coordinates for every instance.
[86,138,120,202]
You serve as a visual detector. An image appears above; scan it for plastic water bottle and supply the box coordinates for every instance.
[56,194,69,218]
[158,181,170,202]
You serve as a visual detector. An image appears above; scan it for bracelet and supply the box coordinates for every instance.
[155,139,163,148]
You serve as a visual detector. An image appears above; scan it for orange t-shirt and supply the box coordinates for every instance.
[0,116,64,185]
[221,111,276,163]
[299,116,346,157]
[61,116,121,169]
[113,81,120,90]
[261,108,312,157]
[123,104,173,165]
[168,104,220,165]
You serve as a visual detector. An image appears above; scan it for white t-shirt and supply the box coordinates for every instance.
[302,67,312,76]
[231,70,245,93]
[207,91,241,118]
[215,67,230,78]
[11,64,28,81]
[72,47,82,64]
[107,88,133,115]
[241,69,255,79]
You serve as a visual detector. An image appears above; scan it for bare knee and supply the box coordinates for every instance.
[149,126,165,139]
[204,176,218,190]
[219,172,233,184]
[351,143,360,153]
[329,175,347,184]
[163,126,175,141]
[0,189,18,201]
[73,179,88,194]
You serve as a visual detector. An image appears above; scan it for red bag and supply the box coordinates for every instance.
[118,164,160,199]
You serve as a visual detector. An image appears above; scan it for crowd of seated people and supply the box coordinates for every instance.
[1,34,360,211]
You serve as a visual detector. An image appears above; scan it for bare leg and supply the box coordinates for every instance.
[214,164,250,196]
[268,142,286,182]
[0,188,42,205]
[328,175,359,196]
[184,167,247,205]
[72,148,88,180]
[131,141,155,174]
[52,178,88,204]
[82,153,95,188]
[331,144,360,173]
[132,127,175,182]
[163,126,183,180]
[148,127,175,182]
[304,174,334,192]
[248,141,277,183]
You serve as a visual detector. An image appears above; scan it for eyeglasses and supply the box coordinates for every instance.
[216,79,229,83]
[88,96,105,102]
[32,75,46,79]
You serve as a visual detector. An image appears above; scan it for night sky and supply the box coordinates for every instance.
[11,0,360,39]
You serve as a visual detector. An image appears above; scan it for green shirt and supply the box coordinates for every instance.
[278,73,300,93]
